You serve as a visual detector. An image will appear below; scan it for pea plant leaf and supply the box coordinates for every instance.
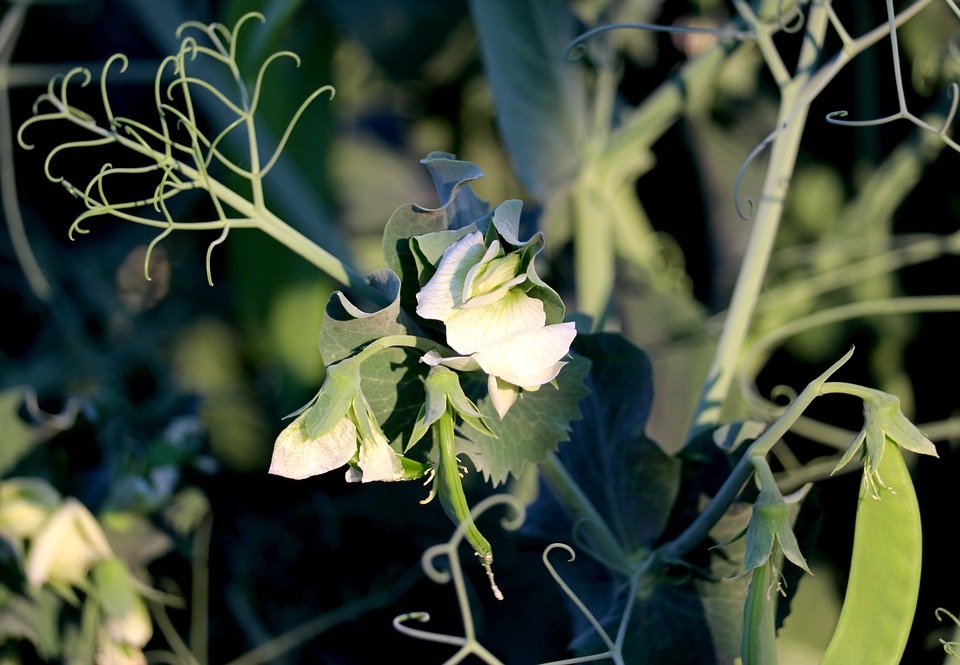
[381,152,491,314]
[456,354,591,487]
[519,333,744,663]
[316,270,426,448]
[526,333,680,552]
[469,0,587,202]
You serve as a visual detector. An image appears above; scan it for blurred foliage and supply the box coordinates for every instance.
[2,0,959,663]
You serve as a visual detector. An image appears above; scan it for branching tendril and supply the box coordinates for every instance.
[825,0,960,153]
[16,11,338,286]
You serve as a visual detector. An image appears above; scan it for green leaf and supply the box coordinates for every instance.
[0,387,39,477]
[420,152,490,229]
[469,0,587,201]
[519,334,739,662]
[381,152,490,276]
[381,154,491,316]
[318,270,409,364]
[457,354,590,487]
[316,271,427,449]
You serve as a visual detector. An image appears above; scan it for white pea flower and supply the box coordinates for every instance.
[269,359,416,483]
[415,231,576,418]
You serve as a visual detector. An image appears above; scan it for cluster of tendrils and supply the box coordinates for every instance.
[16,12,335,285]
[393,493,642,665]
[823,0,960,151]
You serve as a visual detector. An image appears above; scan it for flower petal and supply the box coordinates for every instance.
[473,322,577,388]
[445,289,546,355]
[269,413,357,480]
[358,430,404,482]
[488,374,520,419]
[416,232,486,322]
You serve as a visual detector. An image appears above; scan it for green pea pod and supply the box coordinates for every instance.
[435,406,493,566]
[742,559,778,665]
[821,443,922,664]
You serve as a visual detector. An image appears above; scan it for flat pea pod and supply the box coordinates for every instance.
[820,443,922,664]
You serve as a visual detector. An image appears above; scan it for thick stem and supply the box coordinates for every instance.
[686,1,830,442]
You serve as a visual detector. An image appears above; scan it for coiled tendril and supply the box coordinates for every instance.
[17,12,335,285]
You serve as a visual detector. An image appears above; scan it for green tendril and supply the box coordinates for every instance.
[564,21,756,62]
[733,124,785,220]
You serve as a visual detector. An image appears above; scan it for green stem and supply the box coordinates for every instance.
[539,452,631,574]
[657,348,853,567]
[686,1,829,441]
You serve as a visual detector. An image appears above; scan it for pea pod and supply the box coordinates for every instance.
[434,407,496,574]
[742,559,778,665]
[820,443,922,664]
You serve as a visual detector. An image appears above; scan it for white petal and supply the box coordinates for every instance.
[473,322,576,388]
[445,290,546,355]
[269,413,357,480]
[416,232,486,322]
[358,430,404,482]
[25,499,112,589]
[488,374,520,419]
[421,349,482,372]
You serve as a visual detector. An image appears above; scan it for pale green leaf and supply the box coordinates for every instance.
[457,354,590,486]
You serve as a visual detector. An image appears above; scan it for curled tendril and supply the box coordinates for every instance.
[392,613,466,647]
[396,494,525,664]
[733,123,785,220]
[937,608,960,660]
[249,50,300,115]
[260,84,335,176]
[775,0,806,34]
[18,11,340,286]
[232,12,266,58]
[564,21,756,62]
[824,0,960,154]
[542,543,618,655]
[100,53,128,128]
[770,384,798,406]
[420,493,526,585]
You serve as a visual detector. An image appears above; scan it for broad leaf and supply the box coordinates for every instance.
[527,333,679,552]
[457,354,590,487]
[524,333,746,663]
[381,153,491,315]
[0,387,38,477]
[469,0,587,201]
[381,152,490,275]
[317,270,426,448]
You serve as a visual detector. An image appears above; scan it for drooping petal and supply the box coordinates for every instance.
[357,429,404,482]
[473,322,577,388]
[269,412,357,480]
[25,499,113,591]
[488,374,520,419]
[416,232,486,322]
[445,289,546,355]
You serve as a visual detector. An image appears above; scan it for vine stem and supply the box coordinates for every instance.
[685,1,829,442]
[539,452,632,574]
[656,347,854,568]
